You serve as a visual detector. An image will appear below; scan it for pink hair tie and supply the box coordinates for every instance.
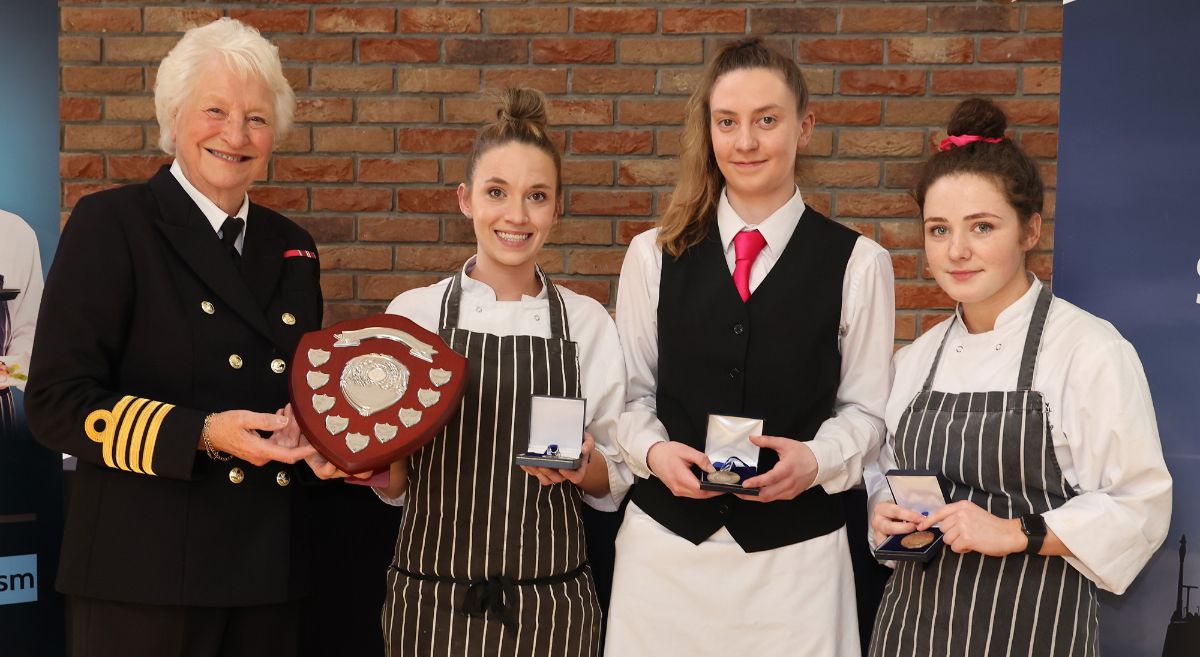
[939,134,1003,151]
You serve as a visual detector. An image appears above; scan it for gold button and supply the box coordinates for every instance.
[229,354,243,369]
[228,467,245,484]
[276,471,291,487]
[270,358,287,374]
[281,312,296,326]
[201,301,215,315]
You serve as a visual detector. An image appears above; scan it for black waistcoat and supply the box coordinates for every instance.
[630,207,859,553]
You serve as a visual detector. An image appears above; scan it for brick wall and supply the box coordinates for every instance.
[58,1,1062,342]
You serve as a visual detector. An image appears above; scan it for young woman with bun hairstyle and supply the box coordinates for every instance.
[606,38,896,656]
[375,87,630,656]
[866,98,1172,657]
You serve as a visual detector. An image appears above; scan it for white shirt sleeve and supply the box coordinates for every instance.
[805,238,895,494]
[573,297,633,512]
[0,211,43,392]
[614,230,669,479]
[1042,338,1173,594]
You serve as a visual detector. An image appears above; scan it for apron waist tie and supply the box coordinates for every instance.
[392,562,589,636]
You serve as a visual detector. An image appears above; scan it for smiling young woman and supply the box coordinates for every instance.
[866,98,1172,657]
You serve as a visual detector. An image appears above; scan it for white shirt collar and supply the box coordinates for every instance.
[169,160,249,241]
[716,186,806,254]
[953,274,1044,335]
[460,255,549,302]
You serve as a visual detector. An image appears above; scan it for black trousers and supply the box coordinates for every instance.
[68,596,299,657]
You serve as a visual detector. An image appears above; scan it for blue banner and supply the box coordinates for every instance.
[1056,1,1200,655]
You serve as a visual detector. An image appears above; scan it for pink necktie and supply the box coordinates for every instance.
[732,230,767,302]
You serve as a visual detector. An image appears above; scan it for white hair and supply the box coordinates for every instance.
[154,17,295,154]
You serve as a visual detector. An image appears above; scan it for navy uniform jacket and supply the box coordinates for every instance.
[26,166,322,607]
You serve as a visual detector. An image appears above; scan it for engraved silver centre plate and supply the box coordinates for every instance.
[340,353,410,417]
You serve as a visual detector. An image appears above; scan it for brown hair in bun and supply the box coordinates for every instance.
[464,87,562,198]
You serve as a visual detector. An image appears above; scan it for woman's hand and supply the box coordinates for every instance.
[737,435,818,503]
[870,501,927,546]
[202,409,315,465]
[918,501,1026,557]
[646,440,721,499]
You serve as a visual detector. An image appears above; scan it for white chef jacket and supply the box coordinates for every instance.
[0,210,43,392]
[866,277,1172,594]
[383,256,633,512]
[616,187,895,494]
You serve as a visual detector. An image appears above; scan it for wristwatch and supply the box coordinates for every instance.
[1020,513,1046,555]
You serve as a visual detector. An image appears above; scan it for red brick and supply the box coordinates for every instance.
[920,313,954,334]
[617,220,656,245]
[533,38,614,64]
[60,97,101,122]
[979,37,1062,63]
[294,215,355,243]
[878,219,924,247]
[248,186,308,213]
[229,9,310,34]
[312,67,392,93]
[60,153,103,179]
[839,70,926,96]
[618,160,678,186]
[1020,131,1058,158]
[806,130,834,157]
[397,128,477,154]
[656,128,683,157]
[570,191,652,217]
[63,125,142,151]
[932,69,1018,95]
[282,67,308,92]
[618,100,687,126]
[358,38,439,63]
[394,245,477,272]
[1039,162,1057,188]
[59,36,101,62]
[443,219,475,243]
[105,36,180,63]
[313,188,393,212]
[360,218,446,243]
[896,283,954,310]
[557,279,610,306]
[276,128,311,154]
[841,7,926,33]
[931,6,1020,33]
[487,7,568,34]
[798,161,880,188]
[547,99,613,126]
[313,127,395,153]
[358,158,440,184]
[447,38,528,65]
[324,303,384,326]
[889,37,974,65]
[63,183,116,209]
[315,8,396,34]
[295,98,353,124]
[319,245,392,271]
[103,96,152,121]
[1025,6,1063,32]
[620,38,704,65]
[574,8,657,34]
[798,39,884,65]
[484,68,568,94]
[571,130,653,155]
[358,274,445,300]
[662,8,745,34]
[840,131,925,158]
[61,8,140,33]
[276,37,354,63]
[396,188,459,214]
[1023,66,1060,94]
[659,68,703,96]
[567,248,626,275]
[443,98,494,124]
[562,160,613,186]
[895,313,918,341]
[397,68,479,93]
[273,156,352,183]
[106,155,172,181]
[399,8,481,34]
[748,8,837,34]
[143,7,221,32]
[357,98,440,124]
[885,100,960,126]
[547,220,613,246]
[573,68,656,94]
[808,100,881,126]
[884,162,924,189]
[319,274,354,301]
[995,100,1059,126]
[62,66,142,93]
[892,254,920,281]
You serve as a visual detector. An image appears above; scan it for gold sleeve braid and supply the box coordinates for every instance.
[85,395,175,476]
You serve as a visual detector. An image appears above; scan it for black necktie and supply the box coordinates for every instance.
[219,216,244,264]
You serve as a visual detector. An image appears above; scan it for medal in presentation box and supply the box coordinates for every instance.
[874,469,951,563]
[698,414,763,495]
[514,395,586,470]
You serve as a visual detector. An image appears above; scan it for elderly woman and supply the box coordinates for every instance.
[26,18,320,656]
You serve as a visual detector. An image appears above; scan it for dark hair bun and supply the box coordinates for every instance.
[497,87,549,134]
[947,98,1007,139]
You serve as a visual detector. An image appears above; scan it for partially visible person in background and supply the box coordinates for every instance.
[0,209,42,433]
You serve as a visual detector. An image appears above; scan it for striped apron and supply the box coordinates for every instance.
[1,274,15,434]
[869,287,1098,657]
[383,269,602,657]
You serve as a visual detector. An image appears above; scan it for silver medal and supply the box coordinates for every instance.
[707,470,741,485]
